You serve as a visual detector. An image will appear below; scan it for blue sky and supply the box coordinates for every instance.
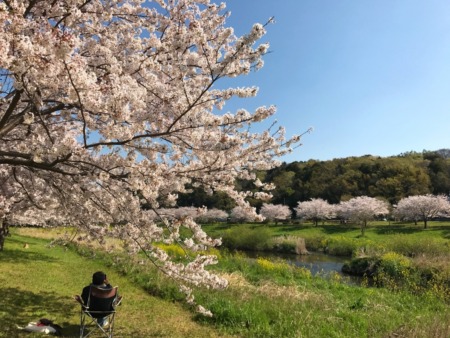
[218,0,450,162]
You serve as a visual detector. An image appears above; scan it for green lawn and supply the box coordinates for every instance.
[2,225,449,338]
[0,233,231,338]
[204,220,450,240]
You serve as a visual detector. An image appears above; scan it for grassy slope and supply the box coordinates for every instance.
[0,233,231,338]
[3,225,449,337]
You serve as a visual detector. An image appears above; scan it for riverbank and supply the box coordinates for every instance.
[205,221,450,298]
[203,221,450,257]
[4,227,450,337]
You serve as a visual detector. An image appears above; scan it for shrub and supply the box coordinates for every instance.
[155,243,186,258]
[326,236,358,256]
[221,225,272,251]
[302,235,328,252]
[271,236,308,255]
[379,252,411,278]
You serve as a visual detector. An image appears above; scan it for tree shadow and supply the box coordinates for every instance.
[443,230,450,239]
[0,237,58,264]
[276,225,303,232]
[373,224,450,236]
[0,287,80,337]
[0,248,57,264]
[319,225,360,235]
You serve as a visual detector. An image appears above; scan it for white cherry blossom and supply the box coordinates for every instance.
[0,0,304,300]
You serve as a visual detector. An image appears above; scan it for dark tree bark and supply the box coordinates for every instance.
[0,219,10,251]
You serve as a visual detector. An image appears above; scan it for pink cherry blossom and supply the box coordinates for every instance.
[0,1,304,305]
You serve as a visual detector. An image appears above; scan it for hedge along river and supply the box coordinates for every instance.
[243,251,362,284]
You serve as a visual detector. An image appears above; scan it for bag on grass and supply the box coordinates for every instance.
[17,318,62,336]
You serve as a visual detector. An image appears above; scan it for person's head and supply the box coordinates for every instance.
[92,271,107,285]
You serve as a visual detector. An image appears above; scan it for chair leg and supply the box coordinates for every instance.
[79,311,85,338]
[80,312,116,338]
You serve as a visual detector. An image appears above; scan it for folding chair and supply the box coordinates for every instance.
[74,286,122,338]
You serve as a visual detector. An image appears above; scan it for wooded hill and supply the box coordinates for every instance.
[178,149,450,211]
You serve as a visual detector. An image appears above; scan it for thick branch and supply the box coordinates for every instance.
[0,89,23,131]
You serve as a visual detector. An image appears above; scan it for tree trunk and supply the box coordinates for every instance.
[360,221,367,236]
[0,219,10,251]
[423,218,428,229]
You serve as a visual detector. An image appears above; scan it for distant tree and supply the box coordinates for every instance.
[230,206,262,223]
[295,198,336,226]
[177,188,236,212]
[424,152,450,195]
[196,208,229,223]
[259,203,291,224]
[338,196,389,236]
[270,170,296,205]
[394,194,450,229]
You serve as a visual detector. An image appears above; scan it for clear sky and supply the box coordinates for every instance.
[218,0,450,162]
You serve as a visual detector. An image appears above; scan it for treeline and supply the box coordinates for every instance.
[178,149,450,211]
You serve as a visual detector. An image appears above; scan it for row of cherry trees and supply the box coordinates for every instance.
[117,194,450,236]
[294,194,450,230]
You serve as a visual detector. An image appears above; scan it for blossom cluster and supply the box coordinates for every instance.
[0,0,304,310]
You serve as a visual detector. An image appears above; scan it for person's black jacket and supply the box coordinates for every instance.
[81,283,113,305]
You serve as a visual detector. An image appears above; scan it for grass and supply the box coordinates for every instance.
[3,225,450,337]
[0,232,231,338]
[204,221,450,257]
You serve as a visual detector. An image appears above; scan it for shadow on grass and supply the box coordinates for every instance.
[0,237,57,264]
[0,288,80,337]
[373,224,450,236]
[443,230,450,239]
[0,248,57,264]
[319,225,360,235]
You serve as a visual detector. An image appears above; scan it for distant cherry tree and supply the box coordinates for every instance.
[394,194,450,229]
[295,198,336,226]
[259,203,291,224]
[196,208,229,223]
[230,206,262,223]
[338,196,389,235]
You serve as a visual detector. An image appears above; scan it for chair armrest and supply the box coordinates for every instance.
[73,295,87,309]
[114,296,123,307]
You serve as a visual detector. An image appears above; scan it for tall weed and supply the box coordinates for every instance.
[221,225,272,251]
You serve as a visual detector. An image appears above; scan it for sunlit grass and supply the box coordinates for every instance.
[4,226,450,338]
[0,233,231,338]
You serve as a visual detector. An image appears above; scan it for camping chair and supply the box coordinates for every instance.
[74,286,122,338]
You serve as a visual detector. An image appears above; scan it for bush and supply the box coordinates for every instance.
[221,225,272,251]
[379,252,411,278]
[271,236,308,255]
[326,236,359,256]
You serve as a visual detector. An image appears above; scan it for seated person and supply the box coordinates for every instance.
[80,271,114,327]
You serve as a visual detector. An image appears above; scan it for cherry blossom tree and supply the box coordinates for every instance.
[154,206,228,223]
[0,0,305,303]
[394,194,450,229]
[295,198,335,226]
[159,206,202,220]
[259,203,291,224]
[338,196,389,236]
[196,208,228,223]
[230,206,262,223]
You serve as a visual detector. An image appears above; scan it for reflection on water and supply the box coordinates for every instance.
[244,251,361,284]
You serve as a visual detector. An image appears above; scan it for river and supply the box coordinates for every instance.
[244,251,361,284]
